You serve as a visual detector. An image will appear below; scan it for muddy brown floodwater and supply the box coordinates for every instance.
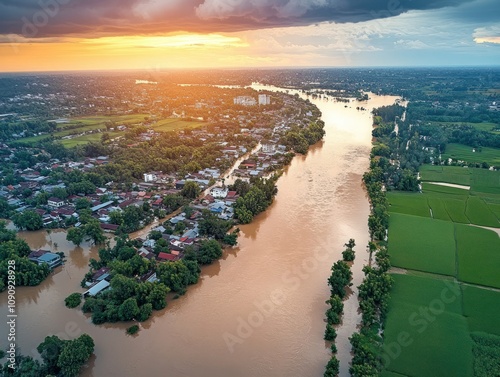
[0,88,400,377]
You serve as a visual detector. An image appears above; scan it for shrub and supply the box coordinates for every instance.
[64,293,82,308]
[324,323,337,341]
[126,325,139,335]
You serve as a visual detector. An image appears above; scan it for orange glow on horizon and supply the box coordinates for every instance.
[0,33,253,72]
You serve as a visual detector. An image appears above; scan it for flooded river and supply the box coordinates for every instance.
[0,89,400,377]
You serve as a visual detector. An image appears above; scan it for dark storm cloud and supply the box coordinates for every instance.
[0,0,480,39]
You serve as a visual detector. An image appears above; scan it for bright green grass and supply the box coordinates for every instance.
[485,203,500,219]
[463,286,500,336]
[388,213,456,275]
[422,182,470,196]
[18,115,203,146]
[19,114,148,144]
[442,198,470,224]
[456,224,500,288]
[420,165,472,185]
[382,274,472,377]
[471,169,500,195]
[427,197,451,221]
[442,143,500,166]
[389,182,500,226]
[387,192,431,218]
[387,274,463,313]
[60,131,124,147]
[465,196,500,228]
[380,371,409,377]
[151,118,205,132]
[56,114,148,129]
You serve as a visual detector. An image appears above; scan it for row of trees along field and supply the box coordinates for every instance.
[348,106,404,376]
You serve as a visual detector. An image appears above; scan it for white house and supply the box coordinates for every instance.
[48,197,65,208]
[210,187,229,199]
[144,173,157,183]
[262,144,276,153]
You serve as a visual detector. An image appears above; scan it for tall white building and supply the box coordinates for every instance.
[258,94,271,105]
[233,96,257,106]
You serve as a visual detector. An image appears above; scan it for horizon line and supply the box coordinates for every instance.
[1,64,500,75]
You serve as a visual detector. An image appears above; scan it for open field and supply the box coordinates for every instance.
[420,165,472,185]
[465,196,500,227]
[16,114,206,147]
[55,114,149,130]
[441,197,470,223]
[428,121,500,133]
[470,168,500,195]
[427,196,452,221]
[382,274,472,377]
[151,118,206,132]
[483,199,500,218]
[388,213,456,276]
[59,131,124,147]
[418,168,500,226]
[18,113,149,144]
[382,273,500,377]
[421,166,500,195]
[442,143,500,166]
[386,192,431,218]
[463,286,500,336]
[422,182,470,196]
[384,163,500,377]
[456,224,500,289]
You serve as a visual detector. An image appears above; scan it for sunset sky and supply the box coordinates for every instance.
[0,0,499,72]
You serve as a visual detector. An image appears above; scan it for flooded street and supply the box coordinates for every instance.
[0,90,399,377]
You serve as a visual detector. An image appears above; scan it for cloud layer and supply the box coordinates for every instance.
[0,0,477,38]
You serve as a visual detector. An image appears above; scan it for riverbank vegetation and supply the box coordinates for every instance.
[232,176,279,224]
[323,240,355,376]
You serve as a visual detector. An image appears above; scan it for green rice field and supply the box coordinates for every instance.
[386,192,431,218]
[382,274,472,377]
[16,114,205,146]
[464,196,500,227]
[463,286,500,336]
[456,224,500,289]
[420,165,472,185]
[151,118,206,132]
[383,162,500,377]
[470,169,500,194]
[388,213,456,276]
[442,143,500,166]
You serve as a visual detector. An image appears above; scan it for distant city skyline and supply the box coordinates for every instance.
[0,0,499,72]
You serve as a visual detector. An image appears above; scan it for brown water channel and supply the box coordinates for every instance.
[0,89,400,377]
